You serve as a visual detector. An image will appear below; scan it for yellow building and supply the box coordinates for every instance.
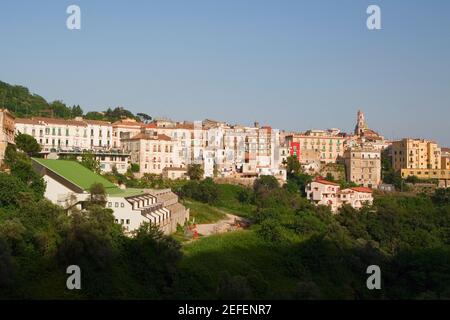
[0,108,15,167]
[400,169,450,188]
[442,148,450,170]
[392,139,441,171]
[287,130,344,164]
[393,139,450,188]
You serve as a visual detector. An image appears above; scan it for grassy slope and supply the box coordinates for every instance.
[214,184,255,218]
[183,200,228,224]
[178,230,298,299]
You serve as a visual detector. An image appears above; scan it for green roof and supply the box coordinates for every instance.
[32,158,146,197]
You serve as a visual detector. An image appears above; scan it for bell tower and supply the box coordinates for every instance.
[355,110,366,136]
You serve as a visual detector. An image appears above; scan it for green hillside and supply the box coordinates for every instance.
[0,80,143,122]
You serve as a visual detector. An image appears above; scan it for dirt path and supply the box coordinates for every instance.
[195,213,250,236]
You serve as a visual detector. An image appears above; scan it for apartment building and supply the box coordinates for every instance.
[392,138,450,187]
[15,117,113,152]
[305,178,374,213]
[287,129,344,164]
[121,132,182,176]
[0,108,15,167]
[112,118,144,149]
[305,178,341,212]
[344,146,381,188]
[392,138,441,171]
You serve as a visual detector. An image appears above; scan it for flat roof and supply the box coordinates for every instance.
[32,158,146,197]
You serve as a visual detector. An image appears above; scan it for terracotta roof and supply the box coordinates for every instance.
[176,123,195,130]
[84,119,111,126]
[16,117,87,127]
[112,119,143,127]
[314,178,340,186]
[15,118,40,125]
[349,187,373,193]
[124,133,172,141]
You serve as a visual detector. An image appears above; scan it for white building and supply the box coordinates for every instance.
[305,178,374,213]
[32,158,188,234]
[15,117,113,152]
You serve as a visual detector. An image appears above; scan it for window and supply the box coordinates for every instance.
[121,203,125,208]
[115,202,119,208]
[126,219,130,225]
[108,202,112,207]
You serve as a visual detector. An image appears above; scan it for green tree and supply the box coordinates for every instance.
[130,163,140,173]
[71,105,83,117]
[15,133,41,155]
[4,145,45,198]
[81,151,100,173]
[89,183,107,207]
[284,155,302,177]
[137,113,152,123]
[187,164,204,180]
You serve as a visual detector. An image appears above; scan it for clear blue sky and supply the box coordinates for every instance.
[1,0,449,145]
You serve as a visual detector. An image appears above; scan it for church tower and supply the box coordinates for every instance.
[355,110,367,136]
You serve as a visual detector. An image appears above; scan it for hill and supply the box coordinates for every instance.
[0,80,142,122]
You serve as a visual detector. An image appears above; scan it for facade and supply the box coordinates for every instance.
[0,108,15,167]
[392,138,441,171]
[112,119,144,149]
[15,117,113,152]
[305,178,342,212]
[392,139,450,188]
[305,178,374,213]
[344,146,381,188]
[32,158,189,234]
[286,130,344,164]
[121,132,182,176]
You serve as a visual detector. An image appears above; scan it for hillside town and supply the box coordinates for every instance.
[1,107,449,233]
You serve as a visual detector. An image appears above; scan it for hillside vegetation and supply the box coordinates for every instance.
[0,80,141,122]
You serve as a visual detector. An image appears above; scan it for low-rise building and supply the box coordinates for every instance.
[305,178,341,212]
[305,178,374,213]
[0,108,15,167]
[162,167,188,180]
[32,158,189,234]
